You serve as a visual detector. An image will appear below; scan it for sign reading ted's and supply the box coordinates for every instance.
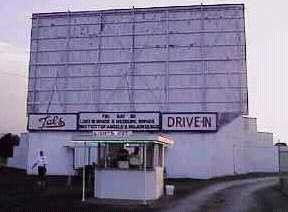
[78,112,160,131]
[162,113,217,131]
[28,114,78,131]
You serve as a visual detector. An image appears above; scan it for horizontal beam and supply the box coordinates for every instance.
[29,72,247,79]
[30,58,245,66]
[27,101,246,105]
[31,30,244,41]
[32,5,243,18]
[28,86,247,92]
[34,16,244,28]
[31,44,245,53]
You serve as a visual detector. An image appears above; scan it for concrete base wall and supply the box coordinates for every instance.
[166,116,276,179]
[9,116,276,179]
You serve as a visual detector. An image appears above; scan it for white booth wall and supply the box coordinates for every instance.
[95,167,163,200]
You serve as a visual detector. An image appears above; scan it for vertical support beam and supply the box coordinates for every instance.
[97,143,101,166]
[200,4,207,112]
[32,16,40,113]
[91,13,103,111]
[239,6,247,114]
[82,142,87,202]
[162,144,165,168]
[164,10,170,111]
[278,145,281,173]
[143,143,147,204]
[104,143,107,168]
[88,147,91,165]
[162,144,165,195]
[96,13,103,111]
[63,11,72,113]
[233,144,237,175]
[129,7,136,111]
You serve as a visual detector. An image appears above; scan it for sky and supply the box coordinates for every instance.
[0,0,287,142]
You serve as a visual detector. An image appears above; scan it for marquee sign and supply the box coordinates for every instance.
[162,113,217,131]
[28,112,218,132]
[78,112,160,131]
[28,114,78,131]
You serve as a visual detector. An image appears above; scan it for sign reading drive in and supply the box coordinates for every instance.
[79,112,160,131]
[162,113,217,131]
[28,114,78,131]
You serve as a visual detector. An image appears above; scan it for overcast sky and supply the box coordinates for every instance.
[0,0,287,142]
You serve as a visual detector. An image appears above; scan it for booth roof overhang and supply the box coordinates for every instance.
[64,133,174,147]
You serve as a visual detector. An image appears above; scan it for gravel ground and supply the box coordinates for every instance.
[201,177,279,212]
[0,167,286,212]
[164,177,279,212]
[251,184,288,212]
[0,167,211,211]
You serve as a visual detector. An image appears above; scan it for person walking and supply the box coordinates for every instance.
[31,150,48,189]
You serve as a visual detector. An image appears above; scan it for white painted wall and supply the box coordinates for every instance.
[166,116,277,179]
[235,146,278,173]
[94,167,163,200]
[26,132,75,175]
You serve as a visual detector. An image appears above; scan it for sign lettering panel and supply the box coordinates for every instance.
[162,113,217,131]
[28,114,78,131]
[78,112,160,131]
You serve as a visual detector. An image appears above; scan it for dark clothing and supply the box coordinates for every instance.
[38,166,47,181]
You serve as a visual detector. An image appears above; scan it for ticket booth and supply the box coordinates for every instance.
[67,133,173,203]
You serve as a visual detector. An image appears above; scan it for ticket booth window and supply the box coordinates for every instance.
[97,143,162,170]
